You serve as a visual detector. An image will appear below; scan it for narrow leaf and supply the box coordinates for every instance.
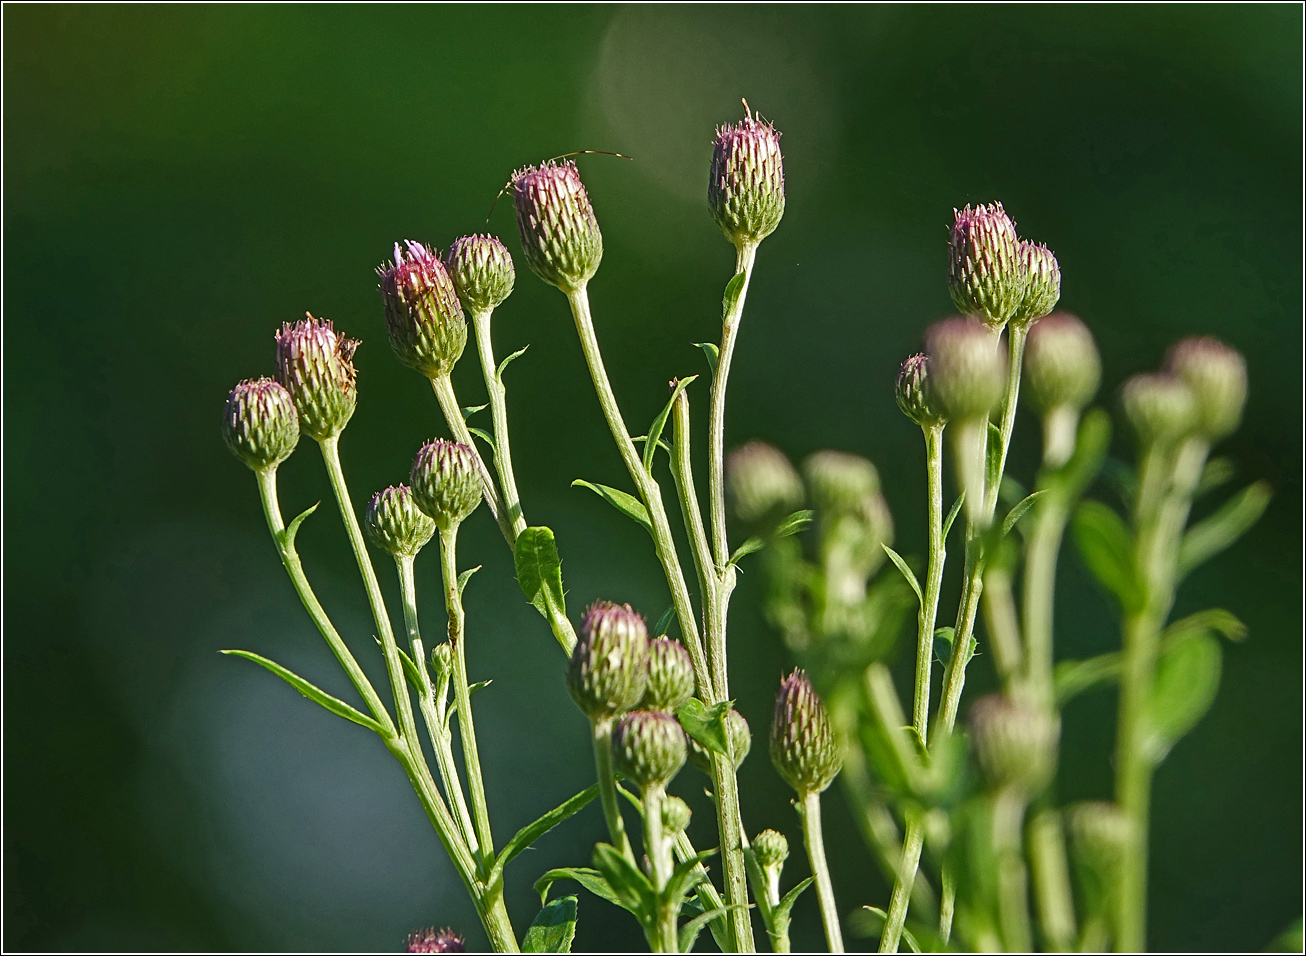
[492,784,600,882]
[593,842,657,921]
[942,492,965,542]
[521,896,577,953]
[1072,500,1143,612]
[1053,653,1122,706]
[1195,456,1236,498]
[727,537,764,567]
[985,420,1003,495]
[221,650,386,734]
[932,626,955,665]
[773,877,815,927]
[572,480,653,534]
[857,906,923,953]
[534,867,630,912]
[652,605,676,639]
[643,376,698,473]
[515,527,568,624]
[1145,632,1222,760]
[460,403,489,420]
[774,509,814,537]
[1177,481,1271,579]
[395,644,424,693]
[467,426,496,452]
[661,848,716,915]
[457,565,481,596]
[1002,490,1049,536]
[881,544,923,605]
[676,698,733,756]
[497,345,529,381]
[282,501,320,551]
[679,905,746,953]
[721,271,747,318]
[694,342,720,374]
[1161,608,1247,645]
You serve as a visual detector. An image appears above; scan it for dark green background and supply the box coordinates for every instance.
[5,5,1301,952]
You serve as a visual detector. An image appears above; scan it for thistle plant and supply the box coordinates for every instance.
[218,103,1270,954]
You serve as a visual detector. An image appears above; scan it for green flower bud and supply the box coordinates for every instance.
[805,451,894,588]
[662,795,692,834]
[969,694,1058,795]
[770,670,841,796]
[688,708,752,775]
[1066,801,1132,880]
[378,240,468,379]
[406,926,465,954]
[1164,336,1247,441]
[410,439,482,531]
[1012,241,1061,326]
[726,441,804,528]
[948,202,1026,328]
[366,484,437,557]
[752,828,790,870]
[641,637,695,713]
[804,450,880,514]
[612,710,687,790]
[926,317,1005,422]
[222,377,300,472]
[895,353,946,428]
[1121,373,1198,449]
[511,160,603,294]
[274,315,359,441]
[431,643,454,684]
[708,113,785,246]
[1024,312,1101,414]
[445,234,515,314]
[567,601,650,721]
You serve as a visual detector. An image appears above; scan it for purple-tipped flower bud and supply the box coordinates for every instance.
[641,637,695,713]
[366,485,437,557]
[1121,373,1198,449]
[895,353,947,428]
[445,234,515,314]
[708,114,786,246]
[567,601,650,721]
[274,315,359,441]
[511,161,603,294]
[222,377,300,471]
[1066,801,1132,879]
[948,202,1026,327]
[410,439,482,531]
[662,794,692,834]
[1164,336,1247,441]
[378,241,468,379]
[611,709,687,790]
[688,708,752,775]
[926,317,1005,422]
[770,670,841,796]
[406,927,465,954]
[1024,313,1101,414]
[727,441,804,528]
[1013,241,1061,326]
[752,828,790,870]
[969,694,1058,795]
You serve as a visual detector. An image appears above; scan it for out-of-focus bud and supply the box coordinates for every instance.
[511,161,603,294]
[708,113,785,246]
[1025,313,1101,414]
[1121,374,1198,449]
[641,637,695,713]
[445,234,515,315]
[727,441,804,529]
[406,927,465,954]
[688,708,752,775]
[612,710,687,790]
[1066,801,1132,880]
[805,450,893,590]
[662,794,692,834]
[567,601,650,721]
[410,439,482,531]
[770,670,842,796]
[925,317,1004,422]
[1012,241,1061,326]
[948,203,1026,327]
[366,485,437,557]
[222,377,300,471]
[378,241,468,379]
[969,694,1058,795]
[895,353,947,429]
[752,828,790,870]
[1164,336,1247,441]
[274,315,359,441]
[804,450,880,514]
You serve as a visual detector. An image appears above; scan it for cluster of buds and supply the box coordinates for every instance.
[726,441,804,531]
[406,926,465,954]
[444,234,515,315]
[274,315,359,441]
[969,694,1059,796]
[804,450,894,601]
[378,240,468,380]
[566,602,651,722]
[410,439,482,532]
[770,670,842,796]
[365,485,437,558]
[708,112,786,247]
[894,353,947,430]
[688,708,752,775]
[611,709,688,791]
[947,203,1060,330]
[221,377,300,472]
[511,161,603,294]
[1164,336,1247,441]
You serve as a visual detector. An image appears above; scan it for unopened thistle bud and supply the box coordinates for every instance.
[406,927,465,954]
[511,161,603,294]
[752,828,790,870]
[410,439,482,531]
[1066,801,1132,878]
[445,234,515,314]
[274,315,359,441]
[612,710,687,790]
[378,240,467,379]
[804,451,880,515]
[688,708,752,775]
[1024,313,1101,414]
[727,441,804,528]
[662,795,692,834]
[948,202,1026,327]
[969,694,1058,795]
[641,637,695,713]
[708,113,785,246]
[895,353,946,428]
[1012,241,1061,326]
[926,317,1005,422]
[567,601,650,721]
[770,670,841,796]
[366,485,437,557]
[222,377,300,471]
[1121,373,1198,448]
[1164,336,1247,441]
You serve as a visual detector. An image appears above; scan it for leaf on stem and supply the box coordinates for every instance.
[1143,631,1222,761]
[985,420,1003,496]
[467,426,497,453]
[490,784,600,886]
[592,842,657,923]
[768,876,814,938]
[221,650,387,735]
[1195,456,1237,498]
[571,480,653,534]
[693,342,720,374]
[721,271,747,318]
[515,526,569,625]
[676,698,734,755]
[661,847,716,913]
[460,403,489,420]
[932,626,955,665]
[1176,480,1271,580]
[643,376,698,473]
[534,866,630,912]
[521,895,577,953]
[881,544,923,605]
[651,605,676,639]
[1161,608,1247,644]
[456,565,481,596]
[854,906,923,953]
[497,345,530,381]
[1053,653,1121,706]
[774,509,813,537]
[1001,489,1049,537]
[1071,500,1144,612]
[680,904,748,953]
[282,501,320,551]
[393,643,424,693]
[942,492,965,542]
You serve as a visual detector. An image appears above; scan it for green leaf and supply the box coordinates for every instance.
[1002,490,1048,536]
[1195,456,1237,498]
[679,904,746,953]
[856,905,923,953]
[491,784,600,885]
[221,650,387,735]
[515,527,568,625]
[521,896,577,953]
[1053,653,1121,706]
[497,345,529,381]
[661,848,716,914]
[774,509,813,537]
[468,426,496,452]
[676,698,733,756]
[942,492,965,542]
[460,403,489,420]
[721,270,747,319]
[643,376,698,473]
[395,644,424,693]
[694,342,719,374]
[1177,481,1271,579]
[651,605,676,639]
[1072,500,1143,612]
[282,501,320,551]
[881,544,923,605]
[933,626,955,665]
[534,867,630,913]
[1144,632,1222,761]
[985,420,1003,497]
[727,537,764,567]
[457,565,481,596]
[1161,608,1247,644]
[771,876,815,932]
[592,842,657,922]
[572,480,652,534]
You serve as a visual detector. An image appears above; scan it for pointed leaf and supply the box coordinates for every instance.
[1177,481,1271,579]
[460,403,489,420]
[661,847,716,915]
[644,376,698,473]
[491,784,600,884]
[534,867,630,912]
[773,876,815,928]
[727,537,765,567]
[515,526,568,625]
[721,271,747,318]
[1053,653,1122,706]
[679,904,746,953]
[395,643,424,693]
[1072,500,1143,612]
[652,605,676,639]
[694,342,720,374]
[521,895,577,953]
[1002,490,1049,536]
[468,426,496,452]
[985,420,1003,495]
[457,565,481,596]
[881,544,923,605]
[856,905,922,953]
[1195,456,1236,498]
[1144,632,1221,761]
[282,501,320,551]
[932,626,955,665]
[221,650,386,735]
[1161,608,1247,645]
[497,345,529,381]
[592,842,657,922]
[942,492,965,542]
[676,698,734,756]
[572,480,652,534]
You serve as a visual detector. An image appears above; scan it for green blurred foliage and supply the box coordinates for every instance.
[3,5,1299,952]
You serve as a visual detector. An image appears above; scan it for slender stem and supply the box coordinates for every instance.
[743,842,788,953]
[939,867,956,943]
[430,373,514,547]
[1022,496,1070,712]
[993,790,1032,953]
[644,784,679,953]
[591,718,635,861]
[670,388,721,680]
[838,757,937,915]
[915,424,947,735]
[879,817,925,953]
[981,562,1024,688]
[987,324,1028,514]
[674,830,733,951]
[470,308,527,539]
[710,752,755,953]
[1028,808,1077,952]
[799,791,844,953]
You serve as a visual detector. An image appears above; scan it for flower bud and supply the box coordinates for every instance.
[1121,374,1198,448]
[770,670,841,796]
[969,694,1058,795]
[511,161,603,293]
[752,828,790,870]
[567,601,650,721]
[804,451,880,515]
[378,241,468,379]
[1024,313,1101,414]
[410,439,482,531]
[222,377,300,471]
[641,637,695,713]
[445,234,515,314]
[1066,801,1132,879]
[688,708,752,775]
[366,485,437,557]
[1012,241,1061,326]
[895,353,946,428]
[407,927,465,954]
[726,441,804,528]
[948,203,1026,327]
[708,114,785,246]
[612,710,687,790]
[662,795,692,834]
[1164,336,1247,441]
[925,317,1005,422]
[274,315,359,441]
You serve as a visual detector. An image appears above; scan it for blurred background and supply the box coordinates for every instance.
[4,5,1301,952]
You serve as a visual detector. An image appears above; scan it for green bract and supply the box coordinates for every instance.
[1121,373,1199,448]
[726,441,804,528]
[222,377,300,471]
[366,484,437,557]
[641,637,695,713]
[926,316,1004,422]
[566,601,649,721]
[410,439,482,531]
[948,202,1026,327]
[1024,312,1101,414]
[895,352,946,428]
[969,694,1059,795]
[1165,336,1247,440]
[446,234,515,314]
[709,115,786,246]
[611,709,687,790]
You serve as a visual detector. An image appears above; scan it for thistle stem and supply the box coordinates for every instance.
[915,423,947,736]
[743,840,788,953]
[1028,808,1077,952]
[798,791,844,953]
[470,308,527,538]
[591,718,635,861]
[643,784,679,953]
[430,373,514,547]
[669,389,720,680]
[878,819,924,953]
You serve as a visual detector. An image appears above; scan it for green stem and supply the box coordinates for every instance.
[878,817,925,953]
[799,791,844,953]
[644,784,679,953]
[915,423,947,735]
[710,752,755,953]
[469,308,527,538]
[430,373,514,547]
[1022,495,1070,712]
[993,790,1032,953]
[591,718,635,861]
[675,830,733,951]
[670,387,720,673]
[939,867,955,943]
[743,842,788,953]
[981,562,1024,688]
[1028,808,1077,952]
